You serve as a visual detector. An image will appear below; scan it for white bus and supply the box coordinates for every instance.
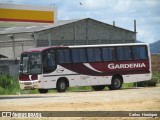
[19,43,152,93]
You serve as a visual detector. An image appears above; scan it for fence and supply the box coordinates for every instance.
[151,54,160,72]
[0,59,19,77]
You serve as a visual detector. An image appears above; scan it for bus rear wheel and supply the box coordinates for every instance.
[92,85,105,91]
[108,76,122,90]
[38,89,48,94]
[57,80,67,92]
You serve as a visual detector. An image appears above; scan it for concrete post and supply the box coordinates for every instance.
[32,33,37,47]
[97,23,101,44]
[11,34,15,58]
[74,23,77,45]
[134,20,136,33]
[85,19,88,45]
[61,28,64,45]
[21,43,24,51]
[113,21,115,26]
[110,27,112,43]
[122,30,125,43]
[48,32,51,46]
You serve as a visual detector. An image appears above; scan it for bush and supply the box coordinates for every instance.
[147,77,158,86]
[0,75,20,95]
[0,75,12,88]
[0,87,5,94]
[153,72,160,83]
[136,77,158,87]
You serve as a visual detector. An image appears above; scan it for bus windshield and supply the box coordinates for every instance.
[20,53,42,74]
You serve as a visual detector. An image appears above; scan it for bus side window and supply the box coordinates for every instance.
[87,48,102,62]
[117,47,131,60]
[102,47,116,61]
[64,50,71,63]
[57,49,71,64]
[87,48,95,62]
[94,48,102,62]
[79,49,87,62]
[72,49,87,63]
[47,52,55,67]
[72,49,79,63]
[132,46,147,59]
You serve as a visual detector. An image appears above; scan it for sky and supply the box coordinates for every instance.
[0,0,160,43]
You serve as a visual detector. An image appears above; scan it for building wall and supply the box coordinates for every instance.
[35,19,136,47]
[0,33,34,58]
[0,59,19,77]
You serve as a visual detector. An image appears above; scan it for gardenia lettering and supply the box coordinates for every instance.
[108,63,146,69]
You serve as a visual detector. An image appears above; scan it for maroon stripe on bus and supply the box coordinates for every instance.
[61,60,150,76]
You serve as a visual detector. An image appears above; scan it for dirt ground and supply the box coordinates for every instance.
[0,87,160,120]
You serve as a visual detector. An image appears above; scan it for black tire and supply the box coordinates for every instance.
[108,76,122,90]
[38,89,48,94]
[57,80,67,92]
[92,85,105,91]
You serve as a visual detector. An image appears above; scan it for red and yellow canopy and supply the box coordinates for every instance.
[0,3,57,23]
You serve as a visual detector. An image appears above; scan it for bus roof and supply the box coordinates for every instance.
[22,46,68,53]
[69,43,148,48]
[22,43,148,53]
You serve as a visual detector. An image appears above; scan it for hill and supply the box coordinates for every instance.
[150,40,160,54]
[136,40,143,43]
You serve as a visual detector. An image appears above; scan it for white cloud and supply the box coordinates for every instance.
[144,0,159,7]
[81,0,110,9]
[137,29,156,43]
[113,0,132,12]
[152,16,160,22]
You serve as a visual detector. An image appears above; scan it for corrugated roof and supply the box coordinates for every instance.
[0,18,135,34]
[0,19,81,34]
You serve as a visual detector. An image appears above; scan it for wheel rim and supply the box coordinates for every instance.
[114,79,121,88]
[60,82,66,90]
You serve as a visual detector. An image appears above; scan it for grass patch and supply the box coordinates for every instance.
[67,86,92,92]
[153,72,160,83]
[122,83,135,88]
[0,75,40,95]
[0,75,20,95]
[0,75,57,95]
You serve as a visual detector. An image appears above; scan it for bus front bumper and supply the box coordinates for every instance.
[19,80,41,90]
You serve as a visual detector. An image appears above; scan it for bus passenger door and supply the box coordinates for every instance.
[41,50,57,88]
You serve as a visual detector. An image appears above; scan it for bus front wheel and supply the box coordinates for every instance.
[38,89,48,94]
[92,85,105,91]
[57,80,67,92]
[108,76,122,90]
